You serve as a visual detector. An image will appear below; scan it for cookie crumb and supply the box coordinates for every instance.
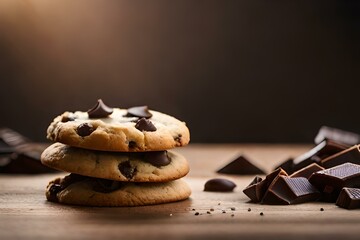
[169,214,173,217]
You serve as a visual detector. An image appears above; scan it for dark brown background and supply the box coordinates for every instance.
[1,0,360,143]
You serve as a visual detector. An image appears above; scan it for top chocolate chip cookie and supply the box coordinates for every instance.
[47,100,190,152]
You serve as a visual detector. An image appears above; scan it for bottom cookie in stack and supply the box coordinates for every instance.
[41,143,191,207]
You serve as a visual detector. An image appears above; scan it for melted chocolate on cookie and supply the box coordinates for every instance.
[143,151,171,167]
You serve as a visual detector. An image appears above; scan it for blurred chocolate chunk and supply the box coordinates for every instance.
[204,178,236,192]
[217,155,265,175]
[262,176,320,205]
[273,158,294,174]
[309,163,360,202]
[87,99,113,118]
[0,128,29,147]
[315,126,360,146]
[321,145,360,169]
[118,161,137,179]
[126,106,152,119]
[143,151,171,167]
[0,128,56,174]
[135,118,157,132]
[243,168,287,203]
[291,140,348,173]
[290,163,324,179]
[336,187,360,209]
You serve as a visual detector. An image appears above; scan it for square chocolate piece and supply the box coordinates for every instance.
[336,187,360,209]
[321,145,360,169]
[309,163,360,202]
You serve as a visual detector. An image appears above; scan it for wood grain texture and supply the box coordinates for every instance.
[1,144,360,240]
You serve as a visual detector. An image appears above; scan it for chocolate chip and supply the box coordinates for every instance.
[128,141,136,149]
[143,151,171,167]
[76,123,94,137]
[320,208,324,211]
[260,212,264,216]
[195,212,199,216]
[87,99,113,118]
[135,118,157,132]
[230,207,236,211]
[204,178,237,192]
[61,115,75,122]
[48,184,62,202]
[118,161,136,179]
[207,211,211,214]
[93,179,123,193]
[126,106,152,118]
[222,210,226,213]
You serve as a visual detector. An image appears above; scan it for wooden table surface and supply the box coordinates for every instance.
[1,144,360,240]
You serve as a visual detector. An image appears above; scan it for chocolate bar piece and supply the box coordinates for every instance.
[262,176,320,205]
[321,145,360,169]
[217,155,265,175]
[290,163,324,179]
[273,158,294,174]
[0,128,29,147]
[315,126,360,146]
[336,187,360,209]
[309,163,360,202]
[243,168,287,202]
[292,140,348,173]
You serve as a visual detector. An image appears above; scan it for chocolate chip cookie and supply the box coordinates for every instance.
[46,174,191,207]
[41,143,190,182]
[46,100,190,152]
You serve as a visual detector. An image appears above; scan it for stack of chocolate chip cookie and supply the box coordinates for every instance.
[41,99,191,207]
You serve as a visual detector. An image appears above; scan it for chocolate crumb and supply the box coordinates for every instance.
[231,207,236,211]
[320,208,324,211]
[231,214,235,217]
[192,208,195,211]
[195,212,199,216]
[210,208,214,212]
[207,211,211,214]
[218,203,221,205]
[260,212,264,216]
[248,208,251,212]
[222,210,226,214]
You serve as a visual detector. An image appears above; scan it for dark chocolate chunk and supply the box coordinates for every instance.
[87,99,113,118]
[315,126,360,146]
[143,151,171,167]
[273,158,294,174]
[126,106,152,119]
[204,178,236,192]
[118,161,137,179]
[262,176,320,205]
[291,140,348,173]
[48,184,62,202]
[128,141,137,149]
[321,145,360,169]
[76,123,94,137]
[93,179,123,193]
[309,163,360,202]
[135,118,157,132]
[336,187,360,209]
[243,168,287,202]
[217,155,265,175]
[0,128,29,147]
[290,163,324,179]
